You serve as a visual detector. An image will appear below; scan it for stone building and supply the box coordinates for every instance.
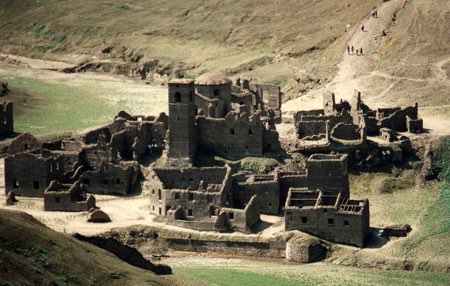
[306,153,349,198]
[149,165,261,233]
[0,101,13,137]
[80,160,140,195]
[285,188,369,247]
[44,181,96,212]
[163,77,282,165]
[4,150,65,197]
[7,132,41,154]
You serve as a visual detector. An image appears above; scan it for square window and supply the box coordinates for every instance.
[188,209,193,216]
[229,212,234,220]
[174,192,180,200]
[301,217,307,223]
[55,197,60,203]
[328,218,334,225]
[33,181,40,190]
[230,128,235,135]
[344,220,349,226]
[188,192,194,201]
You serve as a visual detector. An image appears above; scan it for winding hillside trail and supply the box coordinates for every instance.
[282,0,450,135]
[283,0,407,111]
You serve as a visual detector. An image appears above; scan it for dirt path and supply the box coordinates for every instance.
[282,0,450,135]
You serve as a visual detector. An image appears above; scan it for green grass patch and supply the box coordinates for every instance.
[406,138,450,252]
[0,76,116,136]
[118,4,130,10]
[178,268,317,286]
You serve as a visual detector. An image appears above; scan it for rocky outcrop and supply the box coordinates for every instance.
[73,233,172,275]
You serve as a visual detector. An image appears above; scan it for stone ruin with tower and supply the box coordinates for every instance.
[2,71,424,249]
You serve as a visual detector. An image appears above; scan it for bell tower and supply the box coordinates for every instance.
[166,79,197,166]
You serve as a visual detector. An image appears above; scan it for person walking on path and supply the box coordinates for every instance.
[360,48,363,55]
[361,24,365,32]
[347,46,351,55]
[351,46,354,54]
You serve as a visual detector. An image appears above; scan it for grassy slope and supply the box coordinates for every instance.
[0,0,378,91]
[169,258,450,286]
[0,65,167,136]
[345,137,450,271]
[0,209,175,286]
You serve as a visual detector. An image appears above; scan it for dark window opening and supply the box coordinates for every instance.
[214,89,220,96]
[301,216,307,223]
[116,179,121,185]
[82,178,90,186]
[24,144,29,150]
[102,179,108,186]
[344,220,349,226]
[229,212,234,220]
[323,209,328,213]
[165,206,171,215]
[158,189,162,200]
[174,192,180,200]
[152,189,155,195]
[268,203,272,207]
[209,205,216,217]
[174,92,182,103]
[230,128,235,135]
[177,116,180,120]
[266,144,272,151]
[188,192,194,201]
[195,105,198,115]
[55,197,60,203]
[13,179,19,189]
[188,209,193,216]
[33,181,39,190]
[159,207,162,215]
[207,195,213,203]
[328,218,334,225]
[190,91,193,102]
[152,205,155,211]
[248,129,253,135]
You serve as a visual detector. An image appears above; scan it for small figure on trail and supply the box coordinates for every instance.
[347,46,350,55]
[372,7,378,18]
[361,24,365,31]
[356,49,360,56]
[382,29,387,37]
[351,46,354,54]
[360,48,363,55]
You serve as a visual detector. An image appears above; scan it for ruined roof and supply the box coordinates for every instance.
[195,72,232,85]
[169,78,195,85]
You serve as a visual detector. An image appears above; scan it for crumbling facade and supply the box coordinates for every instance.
[44,181,96,212]
[285,189,369,247]
[163,75,282,165]
[149,165,261,233]
[5,150,65,197]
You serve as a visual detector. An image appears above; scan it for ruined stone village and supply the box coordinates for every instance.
[1,72,424,262]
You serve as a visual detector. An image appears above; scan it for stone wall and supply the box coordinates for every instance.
[7,133,41,155]
[44,181,95,212]
[0,101,13,136]
[306,154,349,198]
[80,160,140,195]
[197,112,264,158]
[233,177,280,215]
[5,151,64,197]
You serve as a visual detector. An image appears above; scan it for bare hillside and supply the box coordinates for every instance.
[0,209,175,286]
[0,0,378,90]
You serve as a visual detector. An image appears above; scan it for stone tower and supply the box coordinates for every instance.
[166,79,197,166]
[306,153,349,199]
[323,92,336,116]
